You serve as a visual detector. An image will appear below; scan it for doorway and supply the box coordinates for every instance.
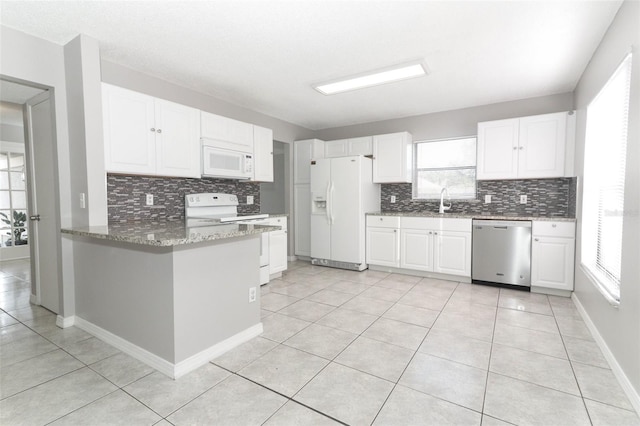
[0,78,61,314]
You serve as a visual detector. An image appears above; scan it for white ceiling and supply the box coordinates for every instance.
[0,1,622,130]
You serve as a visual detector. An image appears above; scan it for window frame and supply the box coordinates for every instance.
[412,136,478,200]
[580,52,632,306]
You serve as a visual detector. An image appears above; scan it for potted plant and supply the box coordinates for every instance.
[1,211,28,246]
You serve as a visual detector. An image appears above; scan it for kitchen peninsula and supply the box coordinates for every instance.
[61,221,278,379]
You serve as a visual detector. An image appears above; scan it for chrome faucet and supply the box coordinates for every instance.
[439,187,452,214]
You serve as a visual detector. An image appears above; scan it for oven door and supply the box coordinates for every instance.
[202,145,253,179]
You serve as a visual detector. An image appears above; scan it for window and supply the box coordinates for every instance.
[413,137,477,199]
[0,146,28,249]
[581,53,632,304]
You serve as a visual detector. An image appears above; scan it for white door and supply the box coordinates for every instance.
[269,230,287,274]
[25,91,62,313]
[477,118,519,180]
[434,231,471,277]
[102,83,156,175]
[252,125,274,182]
[532,236,574,290]
[400,228,433,271]
[294,184,311,256]
[330,157,362,263]
[366,227,399,267]
[518,112,566,178]
[310,158,331,260]
[154,99,200,178]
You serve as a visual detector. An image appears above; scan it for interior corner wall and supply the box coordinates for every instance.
[313,92,574,141]
[0,25,75,317]
[573,0,640,402]
[64,34,108,227]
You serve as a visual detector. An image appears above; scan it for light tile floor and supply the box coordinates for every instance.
[1,258,639,425]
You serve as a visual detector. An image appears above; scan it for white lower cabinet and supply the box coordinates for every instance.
[368,215,471,278]
[366,216,400,268]
[531,221,575,291]
[268,217,288,275]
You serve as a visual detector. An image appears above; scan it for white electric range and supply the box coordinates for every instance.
[185,193,271,284]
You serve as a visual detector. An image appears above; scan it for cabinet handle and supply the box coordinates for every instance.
[434,232,438,235]
[157,129,162,133]
[552,224,557,228]
[428,231,432,235]
[393,229,397,233]
[513,146,517,150]
[150,128,155,132]
[519,146,524,150]
[534,238,539,242]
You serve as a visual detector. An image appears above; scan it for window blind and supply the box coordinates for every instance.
[581,53,632,304]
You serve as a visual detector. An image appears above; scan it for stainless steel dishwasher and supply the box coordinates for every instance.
[472,220,532,289]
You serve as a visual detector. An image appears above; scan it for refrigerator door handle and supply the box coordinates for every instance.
[326,181,332,224]
[329,181,335,224]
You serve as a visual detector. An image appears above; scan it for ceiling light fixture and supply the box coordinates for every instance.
[313,61,428,95]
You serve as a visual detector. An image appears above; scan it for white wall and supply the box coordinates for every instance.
[314,92,573,141]
[572,0,640,402]
[0,123,24,143]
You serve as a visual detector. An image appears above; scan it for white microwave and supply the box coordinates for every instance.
[201,139,253,179]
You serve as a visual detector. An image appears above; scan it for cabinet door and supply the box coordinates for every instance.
[400,229,433,271]
[434,231,471,277]
[532,236,575,290]
[366,227,399,267]
[373,132,412,183]
[294,184,311,256]
[201,111,253,150]
[154,99,201,178]
[269,230,287,274]
[348,137,373,156]
[477,118,519,180]
[252,125,274,182]
[518,112,567,178]
[102,84,156,174]
[325,140,348,158]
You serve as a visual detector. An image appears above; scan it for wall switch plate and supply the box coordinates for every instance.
[249,287,257,303]
[484,195,491,204]
[520,195,527,204]
[390,195,396,204]
[247,195,254,205]
[146,194,154,206]
[79,193,86,209]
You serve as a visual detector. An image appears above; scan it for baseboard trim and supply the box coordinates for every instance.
[572,294,640,415]
[73,316,263,379]
[56,315,75,328]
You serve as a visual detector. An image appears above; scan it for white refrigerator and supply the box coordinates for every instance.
[310,156,380,271]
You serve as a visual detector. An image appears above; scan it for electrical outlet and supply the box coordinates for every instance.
[247,195,254,205]
[79,193,86,209]
[248,287,257,303]
[484,195,491,204]
[520,195,527,204]
[146,194,154,206]
[390,195,396,204]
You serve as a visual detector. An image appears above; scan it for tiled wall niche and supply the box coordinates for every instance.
[381,177,577,217]
[107,174,260,223]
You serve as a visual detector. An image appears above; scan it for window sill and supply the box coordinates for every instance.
[580,263,620,308]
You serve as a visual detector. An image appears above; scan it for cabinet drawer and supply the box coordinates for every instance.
[532,221,575,238]
[367,216,400,228]
[268,217,288,230]
[401,217,440,230]
[442,218,472,233]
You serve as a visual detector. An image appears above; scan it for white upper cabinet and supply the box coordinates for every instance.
[200,111,253,151]
[294,139,325,184]
[103,83,200,178]
[477,112,571,180]
[324,139,349,158]
[372,132,413,183]
[252,125,274,182]
[324,136,373,158]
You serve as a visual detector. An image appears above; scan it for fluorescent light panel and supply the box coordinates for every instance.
[314,62,427,95]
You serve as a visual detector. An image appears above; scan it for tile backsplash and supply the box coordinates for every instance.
[381,177,577,217]
[107,174,260,223]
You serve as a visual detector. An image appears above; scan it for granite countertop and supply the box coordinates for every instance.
[61,221,279,247]
[267,213,289,218]
[367,212,576,222]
